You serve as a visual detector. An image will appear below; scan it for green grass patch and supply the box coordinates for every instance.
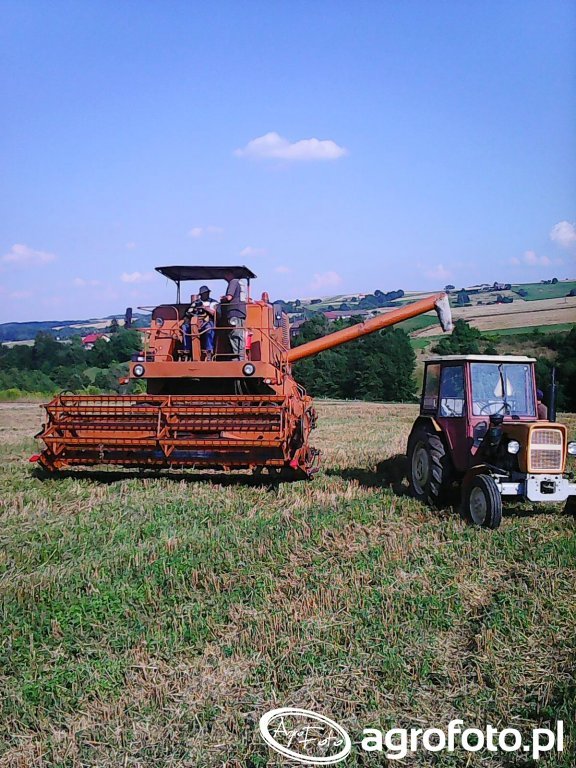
[399,313,439,333]
[512,280,576,300]
[483,323,575,336]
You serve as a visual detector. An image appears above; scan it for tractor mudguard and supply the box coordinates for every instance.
[408,415,443,437]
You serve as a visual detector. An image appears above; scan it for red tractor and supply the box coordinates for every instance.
[407,355,576,528]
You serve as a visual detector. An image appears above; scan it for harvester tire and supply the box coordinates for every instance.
[463,474,502,529]
[407,426,451,506]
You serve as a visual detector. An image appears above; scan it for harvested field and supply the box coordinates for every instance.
[0,401,574,766]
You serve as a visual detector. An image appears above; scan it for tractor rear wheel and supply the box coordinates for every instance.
[407,426,451,506]
[463,474,502,529]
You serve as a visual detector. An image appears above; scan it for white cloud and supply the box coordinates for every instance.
[240,246,267,257]
[9,290,33,299]
[309,271,343,292]
[2,243,56,266]
[426,263,452,281]
[275,265,291,274]
[74,277,101,287]
[120,271,155,284]
[235,132,348,161]
[550,220,576,249]
[511,250,551,267]
[524,250,550,266]
[125,241,137,250]
[188,225,223,238]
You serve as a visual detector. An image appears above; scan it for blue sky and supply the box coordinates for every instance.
[1,0,575,322]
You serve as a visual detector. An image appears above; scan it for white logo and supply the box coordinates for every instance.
[259,708,352,765]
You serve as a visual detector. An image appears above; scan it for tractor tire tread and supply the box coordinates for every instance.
[463,474,503,529]
[407,425,452,507]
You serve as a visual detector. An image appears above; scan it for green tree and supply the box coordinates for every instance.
[433,319,482,355]
[292,317,416,402]
[89,339,114,367]
[108,329,142,362]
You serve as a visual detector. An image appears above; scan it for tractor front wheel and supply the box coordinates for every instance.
[407,426,451,506]
[563,496,576,517]
[463,474,502,529]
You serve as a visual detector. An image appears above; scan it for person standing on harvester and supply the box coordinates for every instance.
[197,285,218,361]
[221,271,246,360]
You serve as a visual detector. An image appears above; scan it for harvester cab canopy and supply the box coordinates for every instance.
[156,266,256,299]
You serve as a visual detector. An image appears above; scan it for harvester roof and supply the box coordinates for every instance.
[155,265,257,282]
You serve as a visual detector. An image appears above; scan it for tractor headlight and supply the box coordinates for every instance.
[133,364,145,377]
[242,363,255,376]
[568,441,576,456]
[507,440,521,455]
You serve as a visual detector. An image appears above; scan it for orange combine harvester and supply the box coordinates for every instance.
[35,266,453,477]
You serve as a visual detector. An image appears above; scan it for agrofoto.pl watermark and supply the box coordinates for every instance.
[258,708,565,765]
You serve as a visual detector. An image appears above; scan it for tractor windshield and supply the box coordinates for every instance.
[470,363,536,418]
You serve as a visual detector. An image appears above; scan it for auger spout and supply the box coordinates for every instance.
[287,292,452,363]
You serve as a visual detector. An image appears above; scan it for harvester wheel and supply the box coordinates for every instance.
[463,474,502,529]
[407,426,451,506]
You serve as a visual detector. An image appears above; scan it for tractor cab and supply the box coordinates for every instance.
[407,355,576,529]
[420,355,538,473]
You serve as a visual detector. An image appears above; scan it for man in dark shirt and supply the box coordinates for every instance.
[536,388,548,420]
[221,271,246,360]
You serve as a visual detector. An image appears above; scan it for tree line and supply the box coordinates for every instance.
[0,329,142,397]
[292,315,417,401]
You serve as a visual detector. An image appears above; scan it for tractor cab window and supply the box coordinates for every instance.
[422,363,441,412]
[471,363,536,418]
[439,365,465,417]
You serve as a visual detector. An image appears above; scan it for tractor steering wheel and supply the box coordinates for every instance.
[479,401,511,416]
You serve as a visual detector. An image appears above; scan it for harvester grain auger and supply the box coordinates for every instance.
[34,266,453,477]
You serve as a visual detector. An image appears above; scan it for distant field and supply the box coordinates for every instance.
[419,323,575,345]
[512,280,576,301]
[410,337,433,350]
[1,402,574,766]
[397,313,439,333]
[483,323,576,337]
[414,296,576,337]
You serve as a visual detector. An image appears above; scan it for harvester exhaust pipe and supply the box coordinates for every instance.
[287,292,453,363]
